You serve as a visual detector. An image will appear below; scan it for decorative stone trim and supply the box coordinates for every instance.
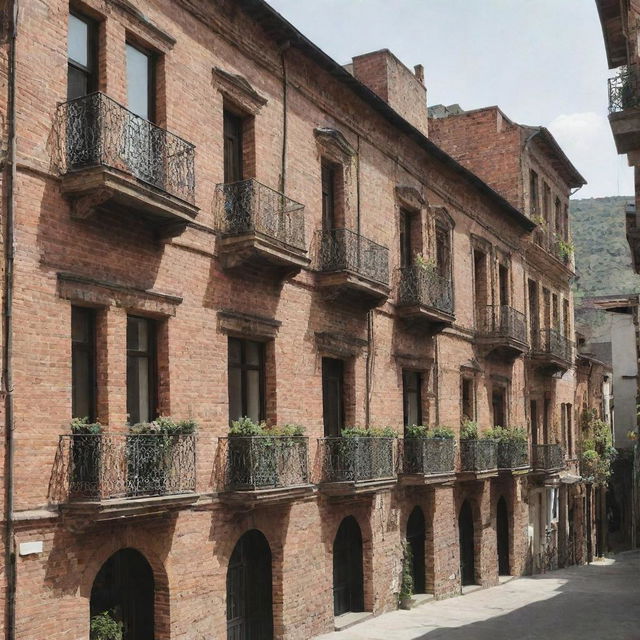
[315,331,367,357]
[395,185,426,211]
[432,205,456,229]
[470,233,492,253]
[314,127,356,163]
[108,0,176,50]
[393,351,433,370]
[490,373,511,384]
[57,272,182,316]
[217,310,280,339]
[213,67,268,115]
[460,359,482,373]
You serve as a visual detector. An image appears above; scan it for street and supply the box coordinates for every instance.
[315,552,640,640]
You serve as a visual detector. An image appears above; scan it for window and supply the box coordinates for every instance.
[403,370,422,428]
[321,162,337,231]
[228,338,265,424]
[492,387,507,427]
[399,209,414,268]
[461,377,475,421]
[530,399,538,445]
[473,249,488,326]
[567,403,573,457]
[543,398,551,444]
[529,170,539,216]
[127,316,156,424]
[322,358,344,437]
[498,263,509,307]
[563,299,571,338]
[126,43,155,121]
[542,182,551,225]
[528,279,539,341]
[435,222,451,279]
[224,110,244,184]
[72,306,96,421]
[67,12,97,100]
[554,197,562,235]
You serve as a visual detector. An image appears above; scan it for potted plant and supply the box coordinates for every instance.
[403,425,455,474]
[90,610,122,640]
[398,541,414,610]
[487,426,528,469]
[69,417,103,497]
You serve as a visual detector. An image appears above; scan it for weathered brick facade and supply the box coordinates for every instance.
[0,1,600,638]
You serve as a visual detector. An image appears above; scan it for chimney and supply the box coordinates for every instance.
[351,49,429,137]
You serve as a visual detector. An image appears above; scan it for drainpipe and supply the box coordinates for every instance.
[279,41,290,195]
[3,2,18,638]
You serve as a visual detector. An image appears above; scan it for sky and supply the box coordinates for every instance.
[267,0,633,200]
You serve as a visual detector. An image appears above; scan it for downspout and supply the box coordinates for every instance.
[4,2,18,639]
[279,41,290,195]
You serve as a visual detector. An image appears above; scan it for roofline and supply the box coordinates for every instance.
[595,0,626,69]
[429,104,517,127]
[235,0,536,232]
[529,127,587,188]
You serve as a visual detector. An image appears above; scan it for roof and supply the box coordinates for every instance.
[233,0,535,232]
[522,126,587,189]
[595,0,628,69]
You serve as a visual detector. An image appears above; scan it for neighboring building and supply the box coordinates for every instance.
[429,104,593,571]
[0,1,601,639]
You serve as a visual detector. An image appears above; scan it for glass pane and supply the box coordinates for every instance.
[72,349,91,419]
[126,44,150,120]
[406,390,419,426]
[68,14,88,66]
[127,317,148,353]
[127,357,149,424]
[67,66,88,101]
[72,307,89,344]
[246,369,261,422]
[245,340,261,366]
[228,338,242,366]
[228,366,242,423]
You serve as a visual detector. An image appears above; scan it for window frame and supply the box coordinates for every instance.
[125,40,156,122]
[402,369,423,428]
[67,11,98,99]
[227,337,266,424]
[71,305,97,422]
[126,315,157,425]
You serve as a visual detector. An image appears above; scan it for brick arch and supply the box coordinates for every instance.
[81,539,171,640]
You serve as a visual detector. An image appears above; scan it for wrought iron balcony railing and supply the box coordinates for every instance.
[532,444,564,471]
[533,328,574,363]
[319,437,396,483]
[402,438,455,475]
[215,179,306,251]
[220,436,309,490]
[497,440,529,470]
[478,305,527,344]
[533,228,572,265]
[397,266,453,315]
[58,433,197,500]
[318,228,390,286]
[608,67,640,113]
[459,439,497,473]
[57,92,196,203]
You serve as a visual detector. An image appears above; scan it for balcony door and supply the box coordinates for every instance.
[322,358,344,437]
[399,208,413,269]
[402,370,422,429]
[126,316,156,425]
[224,110,244,184]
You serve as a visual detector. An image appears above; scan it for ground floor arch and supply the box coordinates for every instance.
[333,516,364,616]
[459,500,476,586]
[406,506,426,594]
[497,495,510,575]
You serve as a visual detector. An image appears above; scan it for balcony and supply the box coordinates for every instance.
[396,267,454,331]
[532,444,564,473]
[532,228,573,268]
[215,180,310,275]
[317,229,390,308]
[458,440,498,479]
[318,437,396,495]
[608,67,640,154]
[57,92,198,237]
[497,441,529,473]
[531,328,574,374]
[56,433,197,522]
[399,437,455,485]
[218,436,312,506]
[476,305,528,358]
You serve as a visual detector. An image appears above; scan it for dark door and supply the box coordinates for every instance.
[530,399,538,446]
[321,162,336,231]
[492,388,506,428]
[497,496,510,575]
[406,507,426,594]
[90,548,155,640]
[126,316,156,425]
[399,208,413,268]
[227,530,273,640]
[224,111,244,184]
[458,500,475,586]
[499,264,509,307]
[322,358,344,437]
[333,516,364,616]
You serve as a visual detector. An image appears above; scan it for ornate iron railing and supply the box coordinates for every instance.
[319,437,396,483]
[478,305,527,344]
[397,266,453,315]
[215,179,306,251]
[497,440,529,470]
[533,328,574,363]
[402,438,455,475]
[56,92,196,203]
[58,433,196,500]
[608,66,640,113]
[459,439,497,472]
[532,444,564,471]
[220,436,309,490]
[318,228,389,286]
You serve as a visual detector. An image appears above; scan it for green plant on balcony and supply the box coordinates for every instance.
[555,237,575,261]
[414,254,437,274]
[342,426,397,438]
[460,419,479,441]
[580,410,616,485]
[398,540,414,610]
[405,424,454,439]
[69,417,103,493]
[90,611,122,640]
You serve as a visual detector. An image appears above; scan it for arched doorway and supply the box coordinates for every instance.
[406,506,426,594]
[226,529,273,640]
[90,548,155,640]
[497,496,510,575]
[458,500,476,586]
[333,516,364,616]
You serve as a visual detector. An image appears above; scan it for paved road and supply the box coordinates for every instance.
[314,551,640,640]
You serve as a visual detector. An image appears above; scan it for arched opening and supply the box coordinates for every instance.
[333,516,364,616]
[406,506,426,594]
[497,496,510,575]
[226,529,273,640]
[458,500,476,586]
[90,548,155,640]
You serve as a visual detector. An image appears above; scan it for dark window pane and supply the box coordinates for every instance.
[71,307,96,421]
[227,338,265,424]
[67,66,88,101]
[228,366,243,423]
[127,316,155,424]
[322,358,344,437]
[403,370,422,427]
[223,111,244,183]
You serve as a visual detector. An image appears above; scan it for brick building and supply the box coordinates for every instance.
[0,1,599,639]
